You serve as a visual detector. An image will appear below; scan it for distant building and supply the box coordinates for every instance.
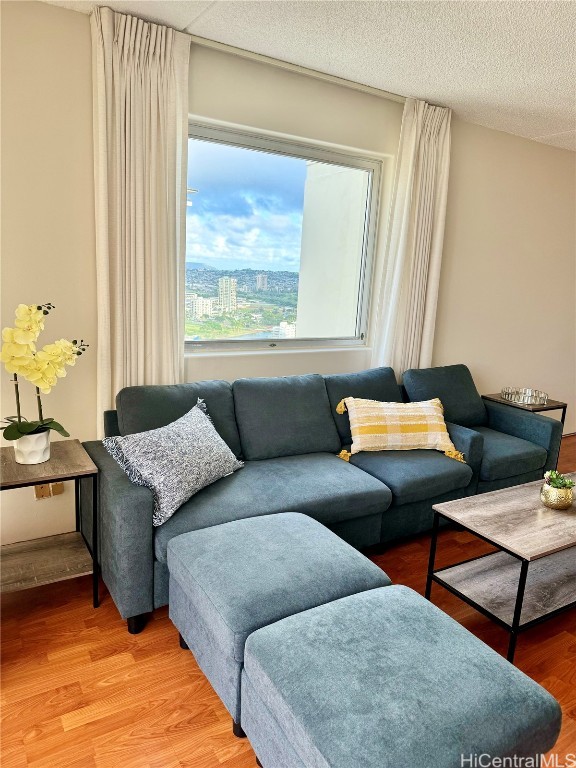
[296,162,368,338]
[186,293,217,319]
[271,322,296,339]
[218,276,237,313]
[256,273,268,291]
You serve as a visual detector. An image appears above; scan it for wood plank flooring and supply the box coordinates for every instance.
[2,435,575,767]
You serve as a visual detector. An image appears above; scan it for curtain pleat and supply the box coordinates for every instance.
[91,7,190,426]
[372,98,452,376]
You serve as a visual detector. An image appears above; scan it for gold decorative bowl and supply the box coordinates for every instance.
[540,484,573,510]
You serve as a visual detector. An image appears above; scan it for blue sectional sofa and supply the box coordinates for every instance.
[82,364,562,632]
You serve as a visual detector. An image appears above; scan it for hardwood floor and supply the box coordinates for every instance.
[2,435,575,767]
[559,433,576,475]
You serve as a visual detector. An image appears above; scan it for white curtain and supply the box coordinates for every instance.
[372,98,452,375]
[91,7,190,419]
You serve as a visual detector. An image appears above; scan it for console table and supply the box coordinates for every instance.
[482,393,567,426]
[0,439,99,607]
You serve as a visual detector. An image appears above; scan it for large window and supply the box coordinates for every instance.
[185,123,381,348]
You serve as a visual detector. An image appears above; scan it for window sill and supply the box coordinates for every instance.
[185,345,371,359]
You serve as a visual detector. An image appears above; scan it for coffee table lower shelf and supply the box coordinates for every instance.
[433,548,576,631]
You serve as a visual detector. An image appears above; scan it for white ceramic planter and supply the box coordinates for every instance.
[14,431,51,464]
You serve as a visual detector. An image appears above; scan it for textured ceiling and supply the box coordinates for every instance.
[44,0,576,151]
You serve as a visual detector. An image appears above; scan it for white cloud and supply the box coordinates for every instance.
[186,206,302,271]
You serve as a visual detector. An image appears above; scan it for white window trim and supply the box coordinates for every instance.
[185,120,382,353]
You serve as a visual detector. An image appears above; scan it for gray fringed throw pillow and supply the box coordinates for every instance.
[103,401,243,526]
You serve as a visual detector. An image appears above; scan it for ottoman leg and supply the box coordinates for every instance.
[232,720,246,738]
[255,758,263,767]
[178,633,189,650]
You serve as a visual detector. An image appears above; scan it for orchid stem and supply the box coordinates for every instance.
[36,387,44,421]
[13,375,22,425]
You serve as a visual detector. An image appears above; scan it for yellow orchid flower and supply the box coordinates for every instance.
[1,342,31,360]
[2,304,87,439]
[13,327,39,344]
[15,304,44,323]
[3,358,34,375]
[13,305,45,341]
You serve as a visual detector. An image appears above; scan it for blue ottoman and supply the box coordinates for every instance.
[167,513,391,735]
[242,586,561,767]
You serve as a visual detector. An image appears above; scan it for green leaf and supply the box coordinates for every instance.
[2,422,23,440]
[2,417,69,439]
[17,421,43,434]
[46,421,70,437]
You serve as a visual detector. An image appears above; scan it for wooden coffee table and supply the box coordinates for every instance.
[426,475,576,663]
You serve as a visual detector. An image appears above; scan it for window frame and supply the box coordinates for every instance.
[185,121,382,352]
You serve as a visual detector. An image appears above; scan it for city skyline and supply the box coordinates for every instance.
[185,265,298,341]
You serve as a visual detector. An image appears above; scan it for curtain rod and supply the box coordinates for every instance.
[187,33,406,105]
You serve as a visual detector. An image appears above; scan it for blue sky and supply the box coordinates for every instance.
[186,139,306,272]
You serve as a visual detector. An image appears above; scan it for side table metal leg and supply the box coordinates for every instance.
[425,512,440,600]
[507,559,529,663]
[556,406,567,469]
[92,474,99,609]
[74,478,80,531]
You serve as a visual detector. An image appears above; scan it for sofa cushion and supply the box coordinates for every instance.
[116,380,242,456]
[474,427,547,482]
[233,374,341,460]
[342,397,463,462]
[402,364,487,427]
[350,449,473,505]
[103,403,243,526]
[154,453,392,562]
[242,586,561,768]
[324,367,403,445]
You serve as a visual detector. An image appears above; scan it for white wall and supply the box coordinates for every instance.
[1,1,96,544]
[434,118,576,432]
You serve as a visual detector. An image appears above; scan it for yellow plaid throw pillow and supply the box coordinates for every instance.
[336,397,465,463]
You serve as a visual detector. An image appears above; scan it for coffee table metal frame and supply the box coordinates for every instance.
[425,510,576,663]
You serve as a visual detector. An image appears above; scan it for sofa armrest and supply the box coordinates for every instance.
[484,401,563,471]
[446,422,483,483]
[83,440,154,620]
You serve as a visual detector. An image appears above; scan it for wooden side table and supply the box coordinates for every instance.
[482,394,567,426]
[0,439,100,607]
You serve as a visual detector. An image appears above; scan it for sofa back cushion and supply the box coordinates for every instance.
[104,410,120,437]
[116,381,242,457]
[233,374,341,460]
[324,367,403,446]
[402,364,487,427]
